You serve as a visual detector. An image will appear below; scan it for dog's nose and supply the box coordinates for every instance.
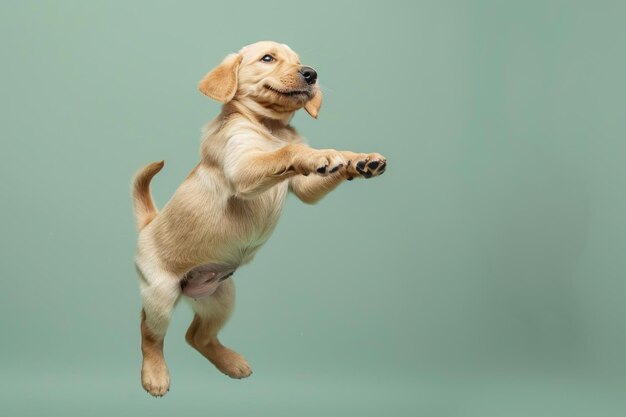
[299,66,317,85]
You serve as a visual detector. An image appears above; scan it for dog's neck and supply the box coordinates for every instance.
[225,98,295,129]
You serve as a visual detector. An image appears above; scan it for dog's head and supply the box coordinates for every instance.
[198,41,322,119]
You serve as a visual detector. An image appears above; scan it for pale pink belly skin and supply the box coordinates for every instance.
[180,264,235,298]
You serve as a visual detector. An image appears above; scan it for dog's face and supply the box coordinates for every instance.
[238,42,317,111]
[199,41,322,119]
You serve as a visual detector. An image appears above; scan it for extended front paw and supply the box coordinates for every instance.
[296,149,346,176]
[343,152,387,179]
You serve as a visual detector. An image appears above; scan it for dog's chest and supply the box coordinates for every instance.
[213,183,288,265]
[227,182,288,258]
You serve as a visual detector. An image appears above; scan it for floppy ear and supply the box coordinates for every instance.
[198,53,243,103]
[304,88,323,119]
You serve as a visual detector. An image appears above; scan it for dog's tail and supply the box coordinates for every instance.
[132,160,164,231]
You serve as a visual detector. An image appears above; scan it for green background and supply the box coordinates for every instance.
[1,1,625,416]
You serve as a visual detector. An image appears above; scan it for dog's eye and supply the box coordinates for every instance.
[260,54,275,63]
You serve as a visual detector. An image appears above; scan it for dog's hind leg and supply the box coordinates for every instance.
[184,279,252,379]
[137,265,180,397]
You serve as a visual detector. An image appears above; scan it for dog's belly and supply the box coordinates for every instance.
[214,184,289,264]
[146,181,289,278]
[177,198,282,298]
[180,263,235,299]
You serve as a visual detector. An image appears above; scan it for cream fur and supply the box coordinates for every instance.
[132,41,387,397]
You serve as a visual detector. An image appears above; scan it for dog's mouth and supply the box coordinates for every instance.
[264,84,311,99]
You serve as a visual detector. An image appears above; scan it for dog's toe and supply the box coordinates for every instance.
[142,361,170,397]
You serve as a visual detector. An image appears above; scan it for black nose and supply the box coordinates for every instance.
[299,66,317,85]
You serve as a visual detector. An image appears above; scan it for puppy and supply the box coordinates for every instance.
[132,41,387,397]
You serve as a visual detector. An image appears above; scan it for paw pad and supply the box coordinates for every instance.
[348,155,386,179]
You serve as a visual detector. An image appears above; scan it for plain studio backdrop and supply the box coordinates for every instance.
[1,1,625,416]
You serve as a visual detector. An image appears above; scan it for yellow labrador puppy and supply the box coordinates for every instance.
[132,41,386,396]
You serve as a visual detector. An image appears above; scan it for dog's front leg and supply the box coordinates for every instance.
[224,141,346,199]
[289,151,387,203]
[289,173,347,204]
